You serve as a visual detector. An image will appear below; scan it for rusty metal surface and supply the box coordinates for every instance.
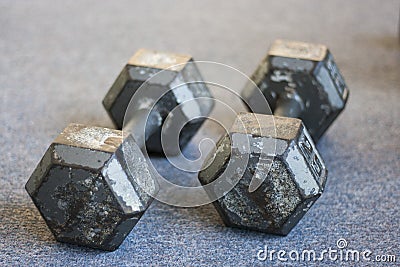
[25,124,157,251]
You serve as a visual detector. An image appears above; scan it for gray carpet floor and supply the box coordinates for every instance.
[0,0,399,266]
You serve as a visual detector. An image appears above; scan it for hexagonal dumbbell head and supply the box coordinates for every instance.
[198,113,327,235]
[103,49,214,154]
[242,40,349,142]
[25,124,157,251]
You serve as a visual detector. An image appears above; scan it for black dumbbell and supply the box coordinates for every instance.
[103,49,214,155]
[243,39,348,142]
[199,40,349,235]
[25,50,214,251]
[25,124,157,251]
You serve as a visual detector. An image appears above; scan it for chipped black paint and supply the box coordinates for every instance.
[102,50,214,154]
[198,113,327,235]
[243,40,349,142]
[25,124,156,251]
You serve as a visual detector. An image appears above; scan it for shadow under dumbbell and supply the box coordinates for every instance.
[152,201,284,242]
[1,202,116,254]
[0,202,52,242]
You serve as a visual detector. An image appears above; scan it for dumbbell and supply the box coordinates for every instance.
[243,39,349,142]
[25,124,156,251]
[103,49,214,155]
[25,50,213,251]
[199,40,348,235]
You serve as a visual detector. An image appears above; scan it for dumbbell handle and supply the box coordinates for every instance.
[123,109,160,150]
[124,108,183,156]
[273,94,303,119]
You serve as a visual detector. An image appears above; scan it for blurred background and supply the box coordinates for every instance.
[1,1,399,266]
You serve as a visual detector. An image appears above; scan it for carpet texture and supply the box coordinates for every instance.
[0,1,399,266]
